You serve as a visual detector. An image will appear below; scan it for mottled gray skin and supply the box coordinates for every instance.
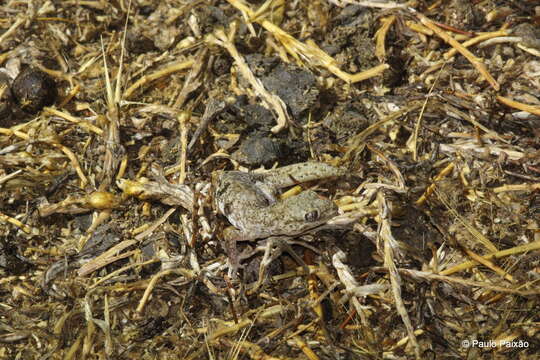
[214,162,345,242]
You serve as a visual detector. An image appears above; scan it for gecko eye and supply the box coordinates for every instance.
[304,210,320,222]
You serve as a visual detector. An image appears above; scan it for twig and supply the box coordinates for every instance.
[414,12,500,91]
[375,15,396,61]
[123,59,195,99]
[0,211,35,234]
[207,26,290,133]
[379,193,421,359]
[136,268,196,314]
[78,240,138,276]
[496,95,540,117]
[493,183,540,193]
[227,0,389,84]
[44,107,103,135]
[444,30,509,59]
[177,111,189,184]
[415,162,455,206]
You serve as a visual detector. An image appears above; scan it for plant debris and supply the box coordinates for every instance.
[1,0,540,359]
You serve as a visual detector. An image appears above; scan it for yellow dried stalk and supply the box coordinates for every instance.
[375,15,396,60]
[123,59,195,99]
[415,162,455,206]
[227,0,388,83]
[406,20,433,36]
[44,107,103,135]
[438,240,538,276]
[493,183,540,193]
[497,95,540,116]
[0,211,34,234]
[463,248,514,282]
[0,127,89,187]
[293,336,320,360]
[443,30,509,59]
[136,268,197,313]
[415,12,500,91]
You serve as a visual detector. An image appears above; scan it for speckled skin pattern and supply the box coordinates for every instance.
[214,162,344,241]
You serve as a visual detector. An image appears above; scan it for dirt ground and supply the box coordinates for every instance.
[1,0,539,359]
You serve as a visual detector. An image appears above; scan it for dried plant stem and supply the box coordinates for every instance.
[208,27,290,133]
[227,0,388,84]
[406,20,433,36]
[415,162,455,206]
[388,268,540,295]
[517,43,540,57]
[328,0,406,9]
[293,336,319,360]
[123,59,195,99]
[375,15,396,60]
[45,107,103,135]
[493,183,540,193]
[177,111,189,184]
[0,211,34,234]
[89,258,160,289]
[416,13,500,91]
[58,83,81,107]
[0,169,22,185]
[0,127,89,187]
[441,241,540,276]
[443,30,509,59]
[379,193,421,359]
[134,207,176,240]
[463,248,514,282]
[136,268,196,314]
[78,239,138,276]
[0,17,24,45]
[343,102,422,163]
[389,329,426,352]
[497,95,540,116]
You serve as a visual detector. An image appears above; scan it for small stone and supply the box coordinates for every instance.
[11,68,57,114]
[232,135,284,167]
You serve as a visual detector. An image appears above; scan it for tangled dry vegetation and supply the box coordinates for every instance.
[1,0,539,359]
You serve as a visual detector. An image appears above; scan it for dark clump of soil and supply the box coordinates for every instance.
[11,67,57,114]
